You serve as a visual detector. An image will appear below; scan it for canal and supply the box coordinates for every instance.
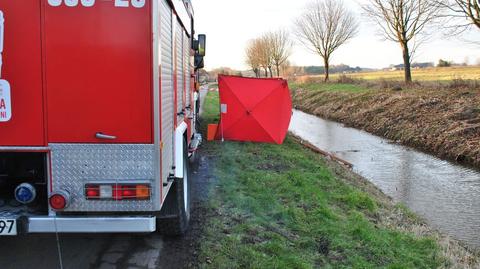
[289,110,480,249]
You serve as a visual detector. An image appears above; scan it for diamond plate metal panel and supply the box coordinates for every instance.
[50,144,157,212]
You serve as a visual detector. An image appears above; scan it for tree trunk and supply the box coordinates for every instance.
[401,42,412,83]
[264,68,268,78]
[269,67,273,78]
[324,58,330,82]
[276,64,280,77]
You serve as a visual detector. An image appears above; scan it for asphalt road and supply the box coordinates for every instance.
[0,232,163,269]
[0,85,214,269]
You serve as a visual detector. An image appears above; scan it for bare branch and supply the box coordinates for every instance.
[435,0,480,33]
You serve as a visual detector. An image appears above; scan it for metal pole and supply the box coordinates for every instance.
[219,88,224,142]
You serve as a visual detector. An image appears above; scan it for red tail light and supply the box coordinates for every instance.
[85,185,100,199]
[49,192,70,210]
[120,186,136,199]
[85,184,151,201]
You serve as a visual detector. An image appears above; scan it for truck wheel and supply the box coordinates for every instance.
[156,140,191,236]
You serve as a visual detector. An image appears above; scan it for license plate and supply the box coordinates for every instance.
[0,219,17,236]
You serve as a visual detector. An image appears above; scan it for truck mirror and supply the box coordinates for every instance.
[197,34,206,57]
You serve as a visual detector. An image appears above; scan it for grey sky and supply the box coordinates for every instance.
[194,0,480,70]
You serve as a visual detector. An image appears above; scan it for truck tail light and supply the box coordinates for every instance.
[85,185,100,199]
[49,191,70,210]
[136,185,150,199]
[85,184,151,201]
[114,185,135,200]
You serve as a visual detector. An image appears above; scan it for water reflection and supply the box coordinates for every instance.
[289,110,480,249]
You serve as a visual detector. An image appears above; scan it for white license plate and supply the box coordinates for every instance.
[0,219,17,236]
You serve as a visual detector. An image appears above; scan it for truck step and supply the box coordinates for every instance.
[189,133,203,153]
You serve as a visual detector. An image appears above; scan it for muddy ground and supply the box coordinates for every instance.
[291,86,480,168]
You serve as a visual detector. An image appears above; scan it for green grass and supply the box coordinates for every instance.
[208,83,219,90]
[197,91,445,268]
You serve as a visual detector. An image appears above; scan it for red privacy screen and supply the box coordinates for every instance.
[216,75,292,144]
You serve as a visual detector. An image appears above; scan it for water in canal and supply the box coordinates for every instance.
[289,110,480,249]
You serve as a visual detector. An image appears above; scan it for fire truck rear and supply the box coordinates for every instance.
[0,0,206,235]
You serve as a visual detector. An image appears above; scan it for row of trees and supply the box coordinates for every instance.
[246,0,480,83]
[245,31,292,78]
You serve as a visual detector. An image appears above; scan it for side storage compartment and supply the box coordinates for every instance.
[44,1,153,144]
[160,0,175,188]
[175,19,185,125]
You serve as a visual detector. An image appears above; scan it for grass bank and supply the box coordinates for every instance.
[195,91,478,268]
[290,82,480,168]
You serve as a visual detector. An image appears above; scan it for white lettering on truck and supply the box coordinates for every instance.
[114,0,146,8]
[0,12,10,122]
[47,0,145,8]
[0,10,4,78]
[0,80,11,122]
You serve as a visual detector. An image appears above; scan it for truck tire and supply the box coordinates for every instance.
[156,139,191,236]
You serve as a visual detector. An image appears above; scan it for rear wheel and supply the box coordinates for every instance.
[156,139,191,236]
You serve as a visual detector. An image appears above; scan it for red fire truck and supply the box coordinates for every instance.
[0,0,206,236]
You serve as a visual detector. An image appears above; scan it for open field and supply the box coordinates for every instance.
[196,91,478,268]
[289,82,369,93]
[296,66,480,82]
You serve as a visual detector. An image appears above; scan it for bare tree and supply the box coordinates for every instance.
[281,60,293,78]
[245,36,276,78]
[437,0,480,34]
[295,0,358,82]
[245,31,291,78]
[266,30,292,77]
[363,0,441,83]
[245,39,262,77]
[258,35,274,77]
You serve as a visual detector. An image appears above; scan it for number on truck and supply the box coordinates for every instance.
[47,0,146,8]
